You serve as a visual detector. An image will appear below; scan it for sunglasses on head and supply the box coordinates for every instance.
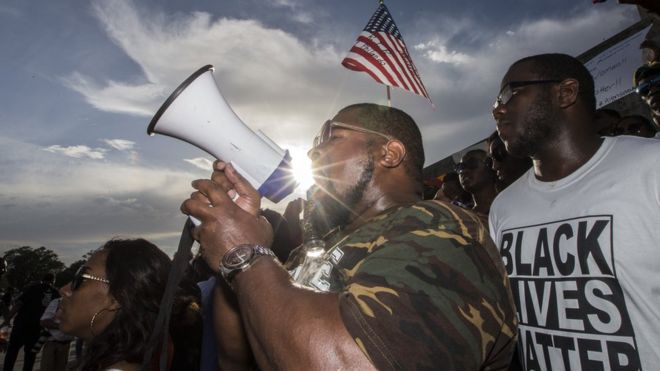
[493,80,562,109]
[311,120,395,150]
[71,266,110,291]
[635,75,660,97]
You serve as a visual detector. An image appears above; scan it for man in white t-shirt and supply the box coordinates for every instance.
[40,298,73,371]
[490,53,660,371]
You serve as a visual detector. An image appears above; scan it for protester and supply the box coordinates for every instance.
[455,149,498,219]
[182,103,518,370]
[486,131,532,192]
[282,197,304,247]
[57,238,201,371]
[0,287,12,323]
[594,108,621,136]
[2,273,59,371]
[433,171,473,208]
[615,114,657,138]
[0,258,6,280]
[39,297,73,371]
[633,62,660,138]
[490,53,660,370]
[261,208,298,263]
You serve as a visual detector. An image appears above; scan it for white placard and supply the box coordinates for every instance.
[584,25,652,108]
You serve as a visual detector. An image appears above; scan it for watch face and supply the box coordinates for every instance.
[223,245,255,269]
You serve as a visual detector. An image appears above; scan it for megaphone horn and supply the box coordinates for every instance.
[148,65,297,203]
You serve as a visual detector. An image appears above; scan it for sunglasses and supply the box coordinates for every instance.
[311,120,395,150]
[71,266,110,291]
[455,157,491,174]
[493,80,562,109]
[635,75,660,97]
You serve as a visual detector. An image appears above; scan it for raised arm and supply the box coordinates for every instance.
[182,162,375,370]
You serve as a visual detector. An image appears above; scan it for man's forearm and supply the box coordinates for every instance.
[233,257,375,370]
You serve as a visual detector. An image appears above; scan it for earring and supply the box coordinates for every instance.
[89,308,105,337]
[89,307,118,337]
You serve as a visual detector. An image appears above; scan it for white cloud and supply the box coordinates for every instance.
[0,136,207,262]
[184,157,213,171]
[62,0,337,122]
[265,0,313,24]
[414,41,473,65]
[62,0,639,167]
[405,6,638,162]
[98,197,139,206]
[103,138,135,151]
[0,5,21,17]
[4,137,201,201]
[62,72,164,117]
[43,145,106,159]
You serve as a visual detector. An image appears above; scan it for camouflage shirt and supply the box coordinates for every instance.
[289,200,518,370]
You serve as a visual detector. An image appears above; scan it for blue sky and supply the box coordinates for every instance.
[0,0,641,263]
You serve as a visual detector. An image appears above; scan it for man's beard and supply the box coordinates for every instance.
[310,155,375,233]
[506,90,561,158]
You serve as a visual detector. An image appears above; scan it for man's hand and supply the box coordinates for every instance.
[181,161,274,271]
[210,161,261,217]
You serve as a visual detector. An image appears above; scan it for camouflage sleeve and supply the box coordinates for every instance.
[337,208,517,370]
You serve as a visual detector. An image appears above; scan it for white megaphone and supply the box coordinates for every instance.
[148,65,297,219]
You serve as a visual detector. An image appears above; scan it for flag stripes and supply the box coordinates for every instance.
[341,4,430,101]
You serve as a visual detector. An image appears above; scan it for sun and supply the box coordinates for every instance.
[288,146,315,192]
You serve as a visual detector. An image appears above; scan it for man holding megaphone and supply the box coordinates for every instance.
[181,103,519,370]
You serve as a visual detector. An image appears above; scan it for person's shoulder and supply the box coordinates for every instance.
[609,135,660,154]
[603,136,660,172]
[368,200,479,232]
[491,170,531,208]
[393,199,473,219]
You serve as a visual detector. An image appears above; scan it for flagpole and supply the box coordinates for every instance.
[380,0,388,106]
[386,86,391,107]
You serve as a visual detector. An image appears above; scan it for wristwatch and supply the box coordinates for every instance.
[219,244,276,287]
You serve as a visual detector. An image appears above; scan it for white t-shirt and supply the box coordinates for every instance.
[489,136,660,371]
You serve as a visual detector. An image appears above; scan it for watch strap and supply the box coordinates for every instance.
[220,244,276,287]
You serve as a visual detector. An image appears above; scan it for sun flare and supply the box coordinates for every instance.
[289,146,315,193]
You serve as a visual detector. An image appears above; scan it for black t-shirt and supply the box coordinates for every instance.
[14,282,59,327]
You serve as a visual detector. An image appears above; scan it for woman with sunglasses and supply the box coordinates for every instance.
[57,238,202,371]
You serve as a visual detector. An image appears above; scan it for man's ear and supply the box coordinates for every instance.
[558,78,579,108]
[379,140,406,168]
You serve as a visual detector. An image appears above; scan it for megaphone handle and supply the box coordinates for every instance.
[187,165,247,226]
[189,216,202,227]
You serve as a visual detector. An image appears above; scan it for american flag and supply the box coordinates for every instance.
[342,3,431,101]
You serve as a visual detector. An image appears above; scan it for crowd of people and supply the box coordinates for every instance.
[175,53,658,370]
[1,11,659,371]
